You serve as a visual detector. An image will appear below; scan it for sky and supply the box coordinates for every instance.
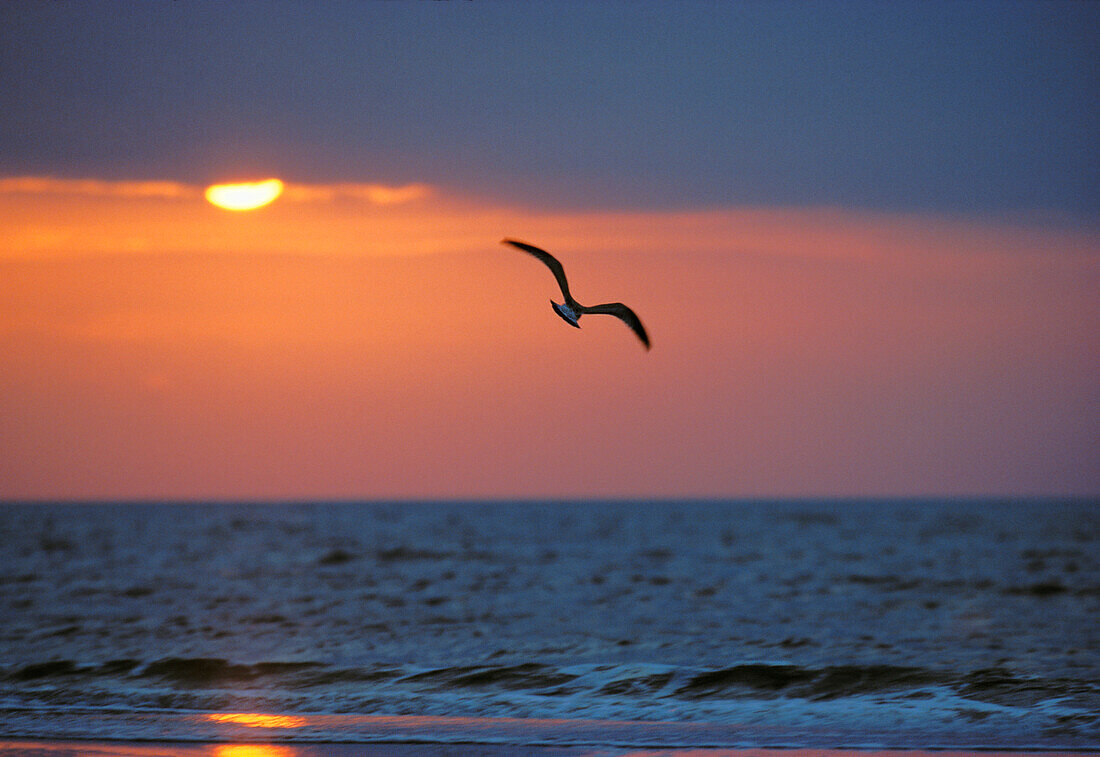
[0,1,1097,499]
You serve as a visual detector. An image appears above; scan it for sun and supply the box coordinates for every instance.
[205,178,284,211]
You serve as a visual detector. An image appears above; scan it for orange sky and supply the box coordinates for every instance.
[1,178,1097,499]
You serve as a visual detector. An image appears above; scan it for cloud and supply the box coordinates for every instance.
[0,176,197,199]
[281,182,434,204]
[0,176,433,206]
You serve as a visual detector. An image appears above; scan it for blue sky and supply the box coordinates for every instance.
[3,0,1097,215]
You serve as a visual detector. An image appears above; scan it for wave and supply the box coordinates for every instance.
[2,658,1097,747]
[5,657,1096,704]
[675,663,942,699]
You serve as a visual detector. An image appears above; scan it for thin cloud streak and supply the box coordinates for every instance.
[0,176,433,205]
[281,183,434,205]
[0,176,1096,268]
[0,176,197,199]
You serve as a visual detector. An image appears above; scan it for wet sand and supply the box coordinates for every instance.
[1,743,1094,757]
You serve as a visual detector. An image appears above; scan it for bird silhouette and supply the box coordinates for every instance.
[502,239,650,350]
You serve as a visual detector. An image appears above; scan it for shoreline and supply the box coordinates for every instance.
[3,741,1098,757]
[2,708,1095,754]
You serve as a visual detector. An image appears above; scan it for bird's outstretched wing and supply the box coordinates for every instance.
[582,302,651,350]
[501,238,572,302]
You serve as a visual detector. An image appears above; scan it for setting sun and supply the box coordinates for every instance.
[205,178,284,211]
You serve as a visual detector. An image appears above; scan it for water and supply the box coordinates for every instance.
[0,499,1096,749]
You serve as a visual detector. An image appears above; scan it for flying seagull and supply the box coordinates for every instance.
[502,239,650,350]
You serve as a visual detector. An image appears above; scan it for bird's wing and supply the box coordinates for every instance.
[501,239,572,302]
[582,302,651,350]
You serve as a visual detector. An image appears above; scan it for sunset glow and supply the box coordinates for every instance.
[0,176,1096,499]
[204,179,285,211]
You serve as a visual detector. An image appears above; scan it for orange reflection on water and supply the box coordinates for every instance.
[0,741,300,756]
[210,746,298,757]
[204,713,307,729]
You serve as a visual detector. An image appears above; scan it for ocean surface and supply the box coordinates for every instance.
[0,499,1096,750]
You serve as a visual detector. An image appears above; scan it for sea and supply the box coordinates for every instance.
[0,499,1096,751]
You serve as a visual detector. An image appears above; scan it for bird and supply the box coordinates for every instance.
[502,238,650,350]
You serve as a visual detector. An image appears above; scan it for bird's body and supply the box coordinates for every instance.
[502,239,650,349]
[552,301,581,328]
